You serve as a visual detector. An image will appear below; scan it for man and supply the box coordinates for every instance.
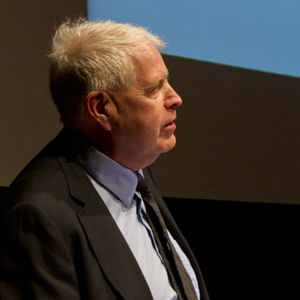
[0,18,209,300]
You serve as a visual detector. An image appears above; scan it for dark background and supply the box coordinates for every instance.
[165,197,300,300]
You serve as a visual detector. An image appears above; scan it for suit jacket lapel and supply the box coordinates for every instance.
[78,192,153,300]
[55,134,153,300]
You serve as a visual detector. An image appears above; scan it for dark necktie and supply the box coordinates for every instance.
[136,174,198,300]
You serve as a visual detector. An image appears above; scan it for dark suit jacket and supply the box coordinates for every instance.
[0,128,209,300]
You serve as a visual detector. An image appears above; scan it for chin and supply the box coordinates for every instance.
[159,140,176,154]
[152,135,177,155]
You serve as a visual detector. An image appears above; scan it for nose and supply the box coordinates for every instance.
[164,83,183,109]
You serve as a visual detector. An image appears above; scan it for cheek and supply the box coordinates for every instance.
[137,105,162,126]
[126,101,164,137]
[145,115,163,137]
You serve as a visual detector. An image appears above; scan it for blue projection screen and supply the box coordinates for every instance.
[88,0,300,78]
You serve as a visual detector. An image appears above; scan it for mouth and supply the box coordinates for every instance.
[164,120,176,128]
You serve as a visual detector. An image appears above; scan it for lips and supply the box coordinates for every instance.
[164,120,176,127]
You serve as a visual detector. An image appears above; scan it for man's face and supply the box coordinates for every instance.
[109,43,182,170]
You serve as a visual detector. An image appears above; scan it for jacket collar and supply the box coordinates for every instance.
[55,128,154,300]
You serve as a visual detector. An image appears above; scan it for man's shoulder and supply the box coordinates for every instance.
[1,155,66,218]
[1,128,83,216]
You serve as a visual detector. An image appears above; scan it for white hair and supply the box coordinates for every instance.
[49,18,166,128]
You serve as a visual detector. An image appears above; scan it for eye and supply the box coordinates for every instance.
[144,79,164,97]
[149,85,160,94]
[145,84,158,95]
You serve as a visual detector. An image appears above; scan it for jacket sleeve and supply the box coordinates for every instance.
[0,202,81,300]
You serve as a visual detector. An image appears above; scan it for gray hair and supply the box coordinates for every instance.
[49,18,166,128]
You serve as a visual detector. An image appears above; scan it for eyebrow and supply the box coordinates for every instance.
[143,74,169,94]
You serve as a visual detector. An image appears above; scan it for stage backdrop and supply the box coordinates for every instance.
[0,0,86,187]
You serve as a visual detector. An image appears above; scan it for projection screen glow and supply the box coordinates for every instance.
[88,0,300,78]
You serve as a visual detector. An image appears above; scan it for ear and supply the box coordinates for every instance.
[85,91,112,131]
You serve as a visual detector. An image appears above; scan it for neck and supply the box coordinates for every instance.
[101,149,160,172]
[78,126,160,172]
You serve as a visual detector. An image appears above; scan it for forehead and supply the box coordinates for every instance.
[130,43,169,85]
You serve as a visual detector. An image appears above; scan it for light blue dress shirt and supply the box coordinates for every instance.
[78,146,200,300]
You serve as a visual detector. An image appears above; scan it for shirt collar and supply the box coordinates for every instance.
[78,146,142,208]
